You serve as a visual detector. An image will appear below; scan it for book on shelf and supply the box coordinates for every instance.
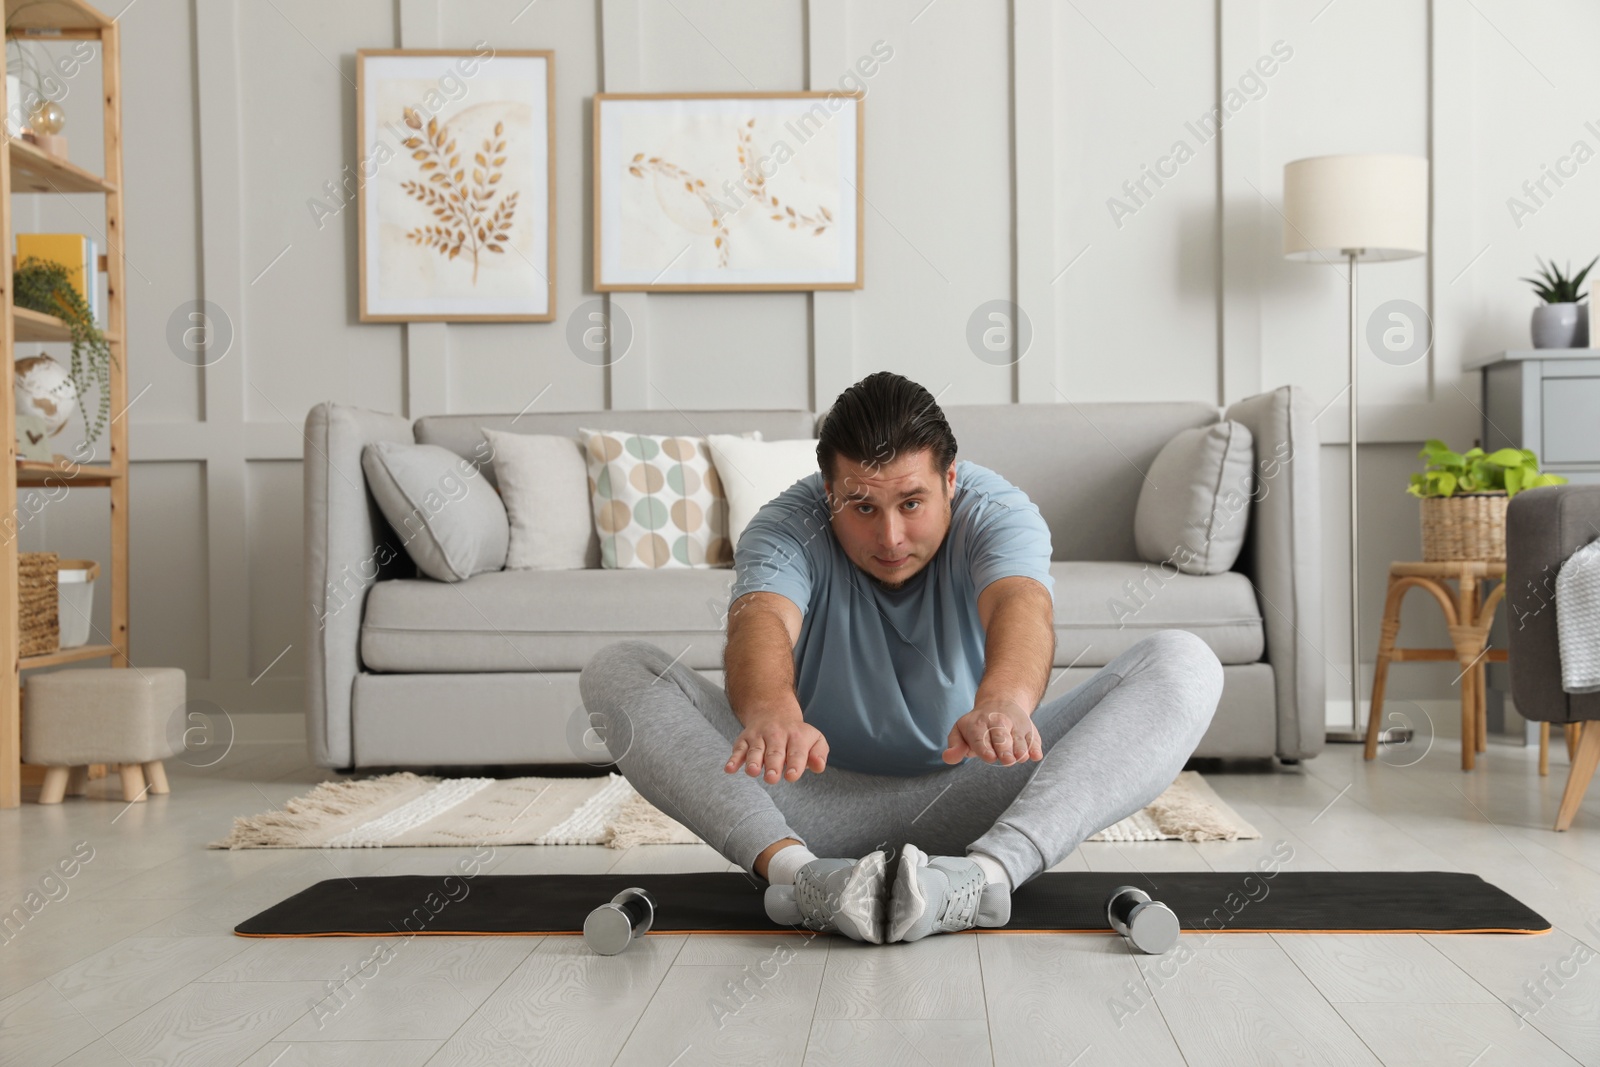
[15,233,100,325]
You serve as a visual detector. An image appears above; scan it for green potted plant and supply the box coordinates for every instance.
[1407,439,1567,560]
[12,255,118,448]
[1522,255,1596,349]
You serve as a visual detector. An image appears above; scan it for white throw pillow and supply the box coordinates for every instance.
[576,428,761,569]
[705,434,821,551]
[481,429,600,570]
[361,441,509,582]
[1133,420,1255,575]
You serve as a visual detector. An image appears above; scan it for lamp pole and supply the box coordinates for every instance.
[1326,249,1410,745]
[1328,249,1366,743]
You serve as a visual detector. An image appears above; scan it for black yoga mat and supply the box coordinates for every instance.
[235,870,1549,937]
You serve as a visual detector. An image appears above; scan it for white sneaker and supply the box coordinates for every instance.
[763,850,889,944]
[887,842,1011,943]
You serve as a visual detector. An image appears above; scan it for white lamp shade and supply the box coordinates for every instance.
[1282,154,1428,262]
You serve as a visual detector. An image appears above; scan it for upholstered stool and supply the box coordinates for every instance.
[23,667,187,804]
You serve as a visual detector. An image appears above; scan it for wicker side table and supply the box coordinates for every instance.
[1361,560,1533,772]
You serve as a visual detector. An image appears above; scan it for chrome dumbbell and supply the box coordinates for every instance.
[1105,885,1180,954]
[583,887,657,956]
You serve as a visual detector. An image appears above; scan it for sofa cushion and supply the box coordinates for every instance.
[481,428,599,570]
[361,568,738,673]
[358,558,1263,674]
[705,433,821,550]
[1134,420,1255,575]
[577,427,759,570]
[361,441,508,582]
[1047,561,1263,667]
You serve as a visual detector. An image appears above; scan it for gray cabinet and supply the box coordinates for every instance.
[1470,349,1600,742]
[1471,349,1600,485]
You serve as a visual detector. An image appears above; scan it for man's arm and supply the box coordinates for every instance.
[975,575,1055,713]
[944,575,1056,764]
[724,591,803,718]
[722,591,830,782]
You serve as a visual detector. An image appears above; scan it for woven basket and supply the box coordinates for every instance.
[18,550,60,657]
[1419,493,1508,562]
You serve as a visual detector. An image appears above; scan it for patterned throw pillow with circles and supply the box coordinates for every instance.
[576,427,761,569]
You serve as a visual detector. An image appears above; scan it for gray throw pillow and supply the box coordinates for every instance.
[1134,421,1255,575]
[362,441,509,582]
[481,428,600,570]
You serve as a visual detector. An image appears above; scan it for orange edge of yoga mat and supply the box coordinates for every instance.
[235,926,1552,938]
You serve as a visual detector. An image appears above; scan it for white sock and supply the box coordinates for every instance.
[967,851,1011,894]
[764,844,817,885]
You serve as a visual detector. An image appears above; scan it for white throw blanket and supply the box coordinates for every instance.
[1556,539,1600,694]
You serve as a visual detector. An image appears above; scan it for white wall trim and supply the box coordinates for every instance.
[1219,0,1263,407]
[600,0,651,410]
[399,0,449,418]
[194,0,250,683]
[808,0,854,413]
[1430,0,1473,412]
[1013,0,1055,405]
[404,322,450,418]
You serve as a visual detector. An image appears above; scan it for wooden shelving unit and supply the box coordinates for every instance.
[14,304,120,343]
[0,0,128,808]
[10,137,116,194]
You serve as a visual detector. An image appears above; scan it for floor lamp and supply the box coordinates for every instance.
[1282,154,1429,743]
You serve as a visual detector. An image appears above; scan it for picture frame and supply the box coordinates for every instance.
[357,48,554,322]
[593,91,864,292]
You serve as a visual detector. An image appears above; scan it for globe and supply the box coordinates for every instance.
[14,354,78,437]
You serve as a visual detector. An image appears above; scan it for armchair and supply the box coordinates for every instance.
[1506,483,1600,830]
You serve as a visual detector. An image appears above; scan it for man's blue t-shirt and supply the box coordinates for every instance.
[727,459,1055,776]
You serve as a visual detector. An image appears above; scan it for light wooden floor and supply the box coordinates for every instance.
[1,736,1597,1067]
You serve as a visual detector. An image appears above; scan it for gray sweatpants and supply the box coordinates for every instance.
[576,629,1223,888]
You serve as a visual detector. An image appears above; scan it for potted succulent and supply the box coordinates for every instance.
[1407,439,1567,561]
[1522,255,1596,348]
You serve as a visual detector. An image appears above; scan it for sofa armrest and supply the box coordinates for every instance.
[1507,483,1600,725]
[303,402,416,767]
[1224,385,1325,759]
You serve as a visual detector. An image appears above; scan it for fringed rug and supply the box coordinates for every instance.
[209,769,1256,850]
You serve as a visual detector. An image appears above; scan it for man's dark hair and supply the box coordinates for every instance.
[815,372,958,486]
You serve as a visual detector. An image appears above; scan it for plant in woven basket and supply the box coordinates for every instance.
[1521,256,1597,304]
[1406,439,1567,498]
[398,107,517,286]
[13,255,118,446]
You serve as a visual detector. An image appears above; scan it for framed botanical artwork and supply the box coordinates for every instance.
[357,48,554,322]
[594,91,863,292]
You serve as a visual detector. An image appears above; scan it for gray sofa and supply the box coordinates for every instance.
[304,387,1324,771]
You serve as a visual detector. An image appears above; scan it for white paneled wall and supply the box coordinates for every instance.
[1054,0,1220,404]
[15,0,1586,731]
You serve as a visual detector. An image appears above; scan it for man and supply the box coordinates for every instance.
[578,372,1223,944]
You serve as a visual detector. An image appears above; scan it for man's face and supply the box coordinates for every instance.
[826,448,956,591]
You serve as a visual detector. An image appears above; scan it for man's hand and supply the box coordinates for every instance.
[725,710,829,784]
[943,697,1042,766]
